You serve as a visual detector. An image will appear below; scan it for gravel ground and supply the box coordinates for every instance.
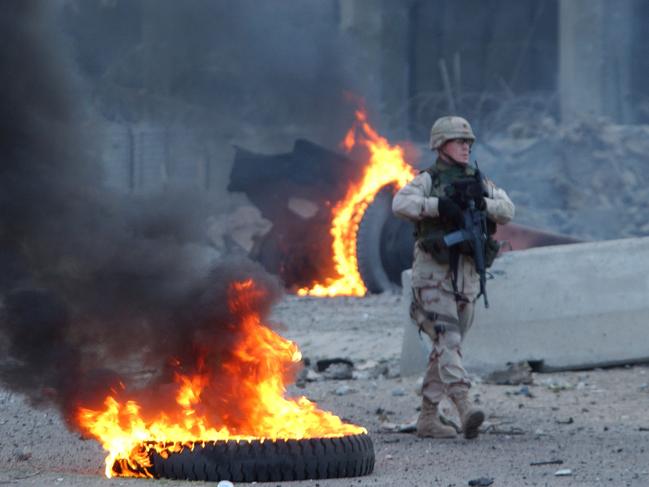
[1,294,648,486]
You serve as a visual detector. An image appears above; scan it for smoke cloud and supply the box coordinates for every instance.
[0,1,281,425]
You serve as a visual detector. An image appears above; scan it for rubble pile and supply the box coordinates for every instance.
[295,356,399,390]
[477,116,649,240]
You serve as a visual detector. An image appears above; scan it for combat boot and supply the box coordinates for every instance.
[450,390,485,439]
[416,398,457,439]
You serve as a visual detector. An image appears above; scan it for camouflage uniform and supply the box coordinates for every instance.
[393,159,514,405]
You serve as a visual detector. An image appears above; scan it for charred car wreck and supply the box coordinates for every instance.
[229,139,579,294]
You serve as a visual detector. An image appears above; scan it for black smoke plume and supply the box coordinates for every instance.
[0,1,281,425]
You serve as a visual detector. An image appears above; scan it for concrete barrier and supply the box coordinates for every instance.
[400,237,649,376]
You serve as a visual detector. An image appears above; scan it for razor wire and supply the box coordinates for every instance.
[394,91,559,142]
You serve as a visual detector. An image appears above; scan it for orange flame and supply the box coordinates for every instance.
[77,279,365,478]
[298,109,416,297]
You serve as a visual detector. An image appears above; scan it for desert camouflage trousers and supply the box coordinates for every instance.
[410,285,475,403]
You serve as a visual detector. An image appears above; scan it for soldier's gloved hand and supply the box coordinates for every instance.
[474,195,487,211]
[437,197,464,227]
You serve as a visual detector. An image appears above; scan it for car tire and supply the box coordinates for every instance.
[146,433,375,482]
[356,186,414,293]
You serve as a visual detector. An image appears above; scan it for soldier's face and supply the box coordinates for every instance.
[441,139,471,164]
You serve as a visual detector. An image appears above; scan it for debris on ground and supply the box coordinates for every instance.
[509,385,535,398]
[13,447,32,462]
[539,377,575,392]
[530,459,564,466]
[379,421,417,433]
[484,361,533,385]
[375,407,394,418]
[554,468,573,477]
[555,417,574,425]
[295,356,397,383]
[482,424,525,436]
[314,358,357,380]
[356,359,379,371]
[334,385,354,396]
[295,367,322,387]
[321,363,354,380]
[305,369,322,382]
[468,477,495,486]
[354,361,391,380]
[316,357,354,372]
[381,437,401,444]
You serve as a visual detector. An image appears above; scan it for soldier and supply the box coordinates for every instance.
[392,116,514,439]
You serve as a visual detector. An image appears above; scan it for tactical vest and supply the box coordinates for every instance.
[415,161,499,267]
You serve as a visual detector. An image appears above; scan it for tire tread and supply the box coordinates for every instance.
[149,433,374,482]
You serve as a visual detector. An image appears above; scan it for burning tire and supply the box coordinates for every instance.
[148,433,375,482]
[357,185,415,293]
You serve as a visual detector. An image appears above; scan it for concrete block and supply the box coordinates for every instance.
[399,237,649,376]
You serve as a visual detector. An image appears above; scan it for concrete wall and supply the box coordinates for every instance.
[98,124,226,193]
[401,237,649,376]
[559,0,633,122]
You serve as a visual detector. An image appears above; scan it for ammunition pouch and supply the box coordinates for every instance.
[418,231,449,264]
[419,220,500,268]
[416,216,456,264]
[417,215,477,263]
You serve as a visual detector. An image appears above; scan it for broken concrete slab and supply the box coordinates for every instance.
[400,236,649,376]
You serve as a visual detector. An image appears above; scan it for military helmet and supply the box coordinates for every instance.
[429,116,475,150]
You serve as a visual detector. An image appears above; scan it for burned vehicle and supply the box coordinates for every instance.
[229,138,579,294]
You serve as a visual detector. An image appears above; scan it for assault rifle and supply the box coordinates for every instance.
[442,167,490,308]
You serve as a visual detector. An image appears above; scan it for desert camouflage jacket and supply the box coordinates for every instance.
[392,161,515,296]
